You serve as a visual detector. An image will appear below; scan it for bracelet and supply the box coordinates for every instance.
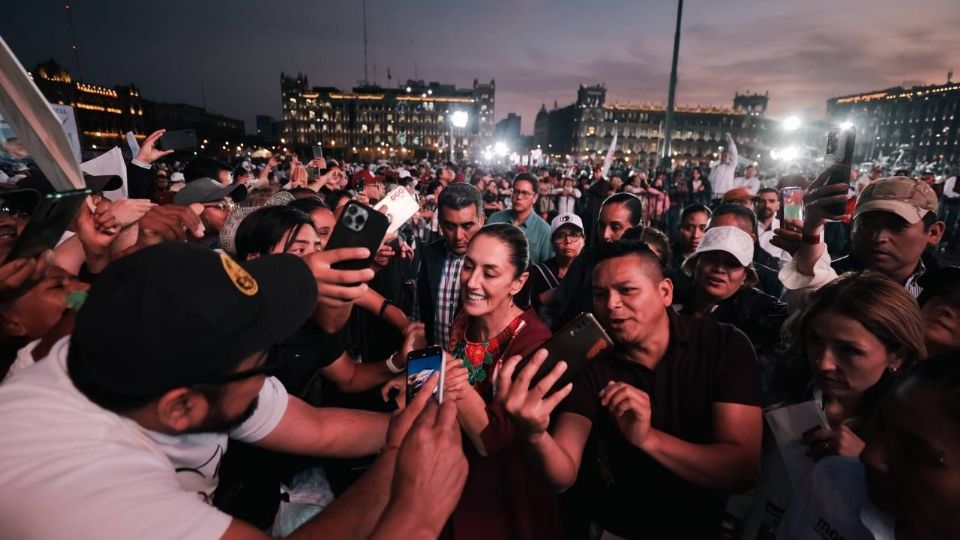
[385,352,404,374]
[379,299,393,319]
[801,232,822,245]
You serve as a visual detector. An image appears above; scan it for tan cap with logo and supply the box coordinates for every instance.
[854,176,939,224]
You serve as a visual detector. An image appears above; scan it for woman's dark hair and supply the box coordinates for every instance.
[774,271,927,412]
[680,204,712,222]
[426,180,443,197]
[289,197,329,215]
[234,206,313,260]
[471,223,529,278]
[601,192,644,226]
[286,187,323,201]
[323,189,353,211]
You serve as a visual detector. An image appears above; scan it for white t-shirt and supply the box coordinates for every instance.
[0,336,289,540]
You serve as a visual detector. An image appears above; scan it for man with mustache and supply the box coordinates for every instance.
[780,176,944,299]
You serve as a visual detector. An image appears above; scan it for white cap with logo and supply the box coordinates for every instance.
[550,212,584,235]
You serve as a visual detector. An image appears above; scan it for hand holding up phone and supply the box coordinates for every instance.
[802,166,850,233]
[302,247,375,307]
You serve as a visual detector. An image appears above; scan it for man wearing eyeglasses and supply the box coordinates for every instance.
[0,243,468,540]
[487,173,554,264]
[174,177,247,250]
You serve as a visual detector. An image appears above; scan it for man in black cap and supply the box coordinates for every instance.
[0,243,468,540]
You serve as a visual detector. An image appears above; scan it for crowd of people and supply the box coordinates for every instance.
[0,127,959,540]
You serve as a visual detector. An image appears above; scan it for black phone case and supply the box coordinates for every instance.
[157,129,198,151]
[325,201,389,270]
[6,189,90,262]
[823,129,856,216]
[513,312,614,395]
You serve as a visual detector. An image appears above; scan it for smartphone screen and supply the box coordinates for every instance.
[406,346,444,403]
[780,187,805,223]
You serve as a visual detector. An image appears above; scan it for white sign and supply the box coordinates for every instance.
[50,104,81,163]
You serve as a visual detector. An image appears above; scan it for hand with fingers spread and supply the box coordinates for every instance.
[801,424,865,461]
[0,251,51,303]
[599,381,653,450]
[135,129,174,166]
[302,247,375,307]
[495,349,574,444]
[443,352,471,402]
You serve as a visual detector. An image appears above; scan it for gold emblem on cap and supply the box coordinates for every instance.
[219,252,259,296]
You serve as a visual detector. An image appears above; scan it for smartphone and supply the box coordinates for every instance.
[512,312,614,395]
[5,189,91,262]
[780,186,805,223]
[156,129,198,151]
[406,345,444,403]
[324,200,390,270]
[822,128,855,216]
[374,186,421,235]
[312,145,323,159]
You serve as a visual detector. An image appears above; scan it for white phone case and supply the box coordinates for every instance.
[374,186,420,234]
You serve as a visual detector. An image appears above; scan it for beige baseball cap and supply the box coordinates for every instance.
[854,176,939,224]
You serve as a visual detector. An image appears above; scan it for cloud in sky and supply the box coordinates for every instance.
[2,0,957,134]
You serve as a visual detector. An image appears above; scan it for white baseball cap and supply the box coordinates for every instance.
[681,226,754,277]
[550,212,584,235]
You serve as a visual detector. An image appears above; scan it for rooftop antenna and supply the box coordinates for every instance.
[362,0,369,84]
[64,3,82,79]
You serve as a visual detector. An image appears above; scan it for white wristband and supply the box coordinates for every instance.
[385,353,404,374]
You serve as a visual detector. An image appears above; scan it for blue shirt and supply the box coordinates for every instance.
[486,210,554,265]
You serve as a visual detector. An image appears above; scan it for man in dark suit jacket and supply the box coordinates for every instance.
[417,183,485,348]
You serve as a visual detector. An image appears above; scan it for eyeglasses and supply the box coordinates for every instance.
[512,190,536,199]
[554,231,584,242]
[202,200,237,212]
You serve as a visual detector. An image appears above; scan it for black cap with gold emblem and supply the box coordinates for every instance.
[68,243,317,403]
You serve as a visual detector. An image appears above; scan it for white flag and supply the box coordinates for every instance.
[600,132,618,179]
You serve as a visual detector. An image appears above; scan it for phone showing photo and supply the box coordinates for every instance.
[374,186,420,234]
[406,346,444,404]
[780,186,805,223]
[821,128,855,216]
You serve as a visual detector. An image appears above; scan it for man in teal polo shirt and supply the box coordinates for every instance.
[487,173,554,264]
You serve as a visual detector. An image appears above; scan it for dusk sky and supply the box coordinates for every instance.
[2,0,958,134]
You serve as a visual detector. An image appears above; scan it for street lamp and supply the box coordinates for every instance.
[783,116,802,132]
[449,110,469,163]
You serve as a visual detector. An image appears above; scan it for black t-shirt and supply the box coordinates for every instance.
[271,321,345,398]
[557,310,761,539]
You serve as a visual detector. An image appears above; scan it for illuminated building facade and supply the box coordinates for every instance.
[30,59,244,155]
[826,80,960,165]
[281,73,495,159]
[30,59,144,151]
[535,84,773,166]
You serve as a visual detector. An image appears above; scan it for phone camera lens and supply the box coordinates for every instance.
[356,215,366,226]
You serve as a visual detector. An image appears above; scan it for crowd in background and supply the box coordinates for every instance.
[0,127,959,540]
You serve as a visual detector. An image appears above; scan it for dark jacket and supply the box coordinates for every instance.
[126,161,155,199]
[416,239,453,344]
[679,286,787,368]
